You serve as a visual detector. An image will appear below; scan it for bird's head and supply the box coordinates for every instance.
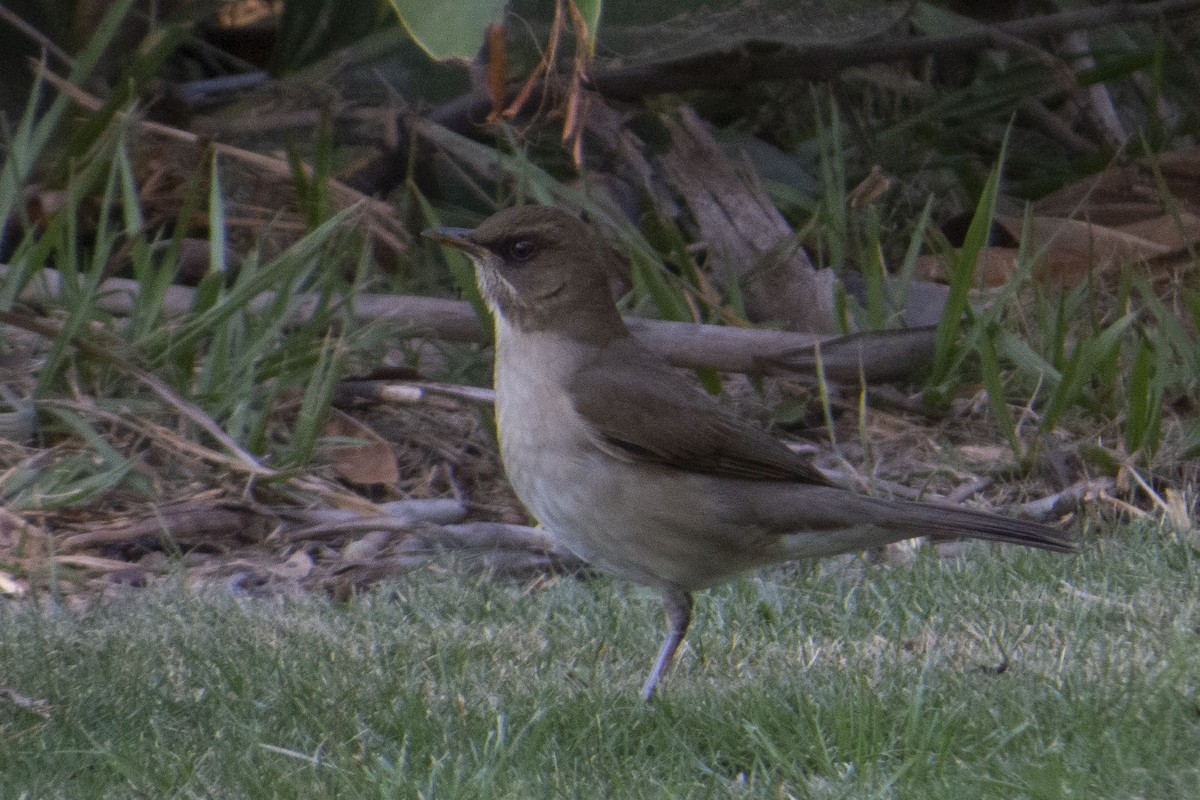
[425,205,628,339]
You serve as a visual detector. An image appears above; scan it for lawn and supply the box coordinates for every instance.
[2,521,1197,798]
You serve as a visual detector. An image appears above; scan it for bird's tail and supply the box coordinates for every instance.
[887,498,1077,553]
[757,485,1077,556]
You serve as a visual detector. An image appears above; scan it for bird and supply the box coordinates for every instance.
[425,205,1076,701]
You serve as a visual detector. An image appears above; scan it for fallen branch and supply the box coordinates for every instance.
[4,265,938,382]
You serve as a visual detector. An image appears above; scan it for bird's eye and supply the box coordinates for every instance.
[507,239,537,262]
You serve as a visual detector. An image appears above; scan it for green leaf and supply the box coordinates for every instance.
[1125,338,1159,457]
[1040,313,1135,432]
[863,208,886,330]
[272,0,394,72]
[389,0,506,61]
[286,333,343,467]
[411,189,493,341]
[929,131,1008,388]
[997,329,1059,387]
[979,323,1020,457]
[890,196,934,321]
[1182,422,1200,460]
[209,157,228,276]
[575,0,603,54]
[630,251,688,322]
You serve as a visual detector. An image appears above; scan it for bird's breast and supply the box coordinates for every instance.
[491,325,784,590]
[492,328,596,502]
[492,329,614,561]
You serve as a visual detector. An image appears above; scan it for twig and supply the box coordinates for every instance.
[40,397,274,478]
[0,7,73,68]
[54,553,154,572]
[819,468,925,501]
[1098,490,1148,518]
[1012,478,1112,519]
[947,476,995,505]
[281,500,472,543]
[1018,100,1099,155]
[336,380,496,408]
[1062,30,1129,146]
[1123,463,1171,518]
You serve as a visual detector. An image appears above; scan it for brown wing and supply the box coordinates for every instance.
[568,339,831,485]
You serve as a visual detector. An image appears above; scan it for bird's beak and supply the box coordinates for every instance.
[423,227,488,260]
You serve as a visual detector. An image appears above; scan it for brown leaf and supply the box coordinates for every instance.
[323,413,400,486]
[916,212,1174,288]
[847,165,891,209]
[995,215,1170,268]
[1034,146,1200,227]
[272,550,314,581]
[340,530,391,562]
[956,445,1013,465]
[1116,212,1200,253]
[913,248,1020,287]
[25,187,68,228]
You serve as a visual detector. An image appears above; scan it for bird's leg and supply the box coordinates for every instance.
[640,587,693,702]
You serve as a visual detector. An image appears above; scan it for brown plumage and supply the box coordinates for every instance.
[427,205,1076,700]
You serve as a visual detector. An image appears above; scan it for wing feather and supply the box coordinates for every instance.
[568,340,831,486]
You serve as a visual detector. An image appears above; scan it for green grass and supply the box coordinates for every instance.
[2,522,1197,798]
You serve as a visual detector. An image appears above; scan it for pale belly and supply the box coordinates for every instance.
[499,419,785,591]
[492,327,783,590]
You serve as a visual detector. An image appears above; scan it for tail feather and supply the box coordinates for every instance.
[755,484,1077,554]
[892,499,1077,553]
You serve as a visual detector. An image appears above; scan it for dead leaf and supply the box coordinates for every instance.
[485,22,508,119]
[1116,211,1200,252]
[914,248,1019,287]
[847,165,891,208]
[995,215,1170,268]
[323,413,399,486]
[1163,488,1195,533]
[956,445,1013,465]
[217,0,276,28]
[1035,164,1166,225]
[24,186,69,229]
[272,550,314,581]
[340,530,391,562]
[915,212,1174,288]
